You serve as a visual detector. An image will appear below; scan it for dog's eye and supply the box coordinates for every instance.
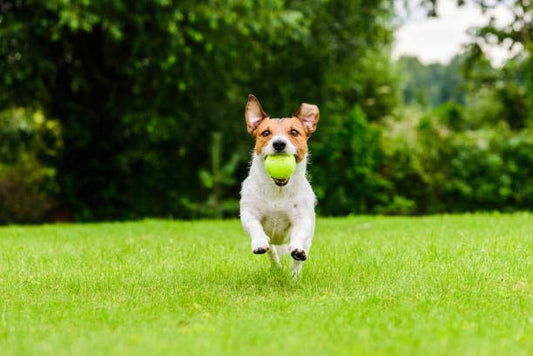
[261,130,271,137]
[290,129,299,136]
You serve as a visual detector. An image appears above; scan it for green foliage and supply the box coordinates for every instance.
[445,129,533,211]
[1,0,532,220]
[432,101,466,131]
[397,55,466,108]
[0,108,61,223]
[392,24,532,215]
[462,52,531,130]
[0,157,57,224]
[463,87,505,129]
[0,108,62,164]
[0,0,397,221]
[463,0,533,125]
[383,110,533,214]
[181,132,240,219]
[312,106,388,215]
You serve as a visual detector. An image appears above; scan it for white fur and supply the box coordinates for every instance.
[240,149,317,278]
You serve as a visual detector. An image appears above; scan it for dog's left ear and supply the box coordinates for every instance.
[296,103,320,136]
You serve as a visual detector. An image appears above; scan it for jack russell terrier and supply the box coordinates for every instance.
[240,95,320,277]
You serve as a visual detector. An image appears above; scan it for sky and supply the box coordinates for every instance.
[392,1,519,66]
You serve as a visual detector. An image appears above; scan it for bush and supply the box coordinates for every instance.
[312,106,389,215]
[0,158,58,224]
[382,108,533,214]
[0,0,396,221]
[0,108,61,224]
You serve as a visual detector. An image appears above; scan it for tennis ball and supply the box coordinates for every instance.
[265,154,296,179]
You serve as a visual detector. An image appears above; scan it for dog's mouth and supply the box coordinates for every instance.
[273,177,289,186]
[262,153,297,187]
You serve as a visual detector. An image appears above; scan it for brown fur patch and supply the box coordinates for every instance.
[253,117,309,163]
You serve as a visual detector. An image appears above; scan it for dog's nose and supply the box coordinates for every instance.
[272,140,286,152]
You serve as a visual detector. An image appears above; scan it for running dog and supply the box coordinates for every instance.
[240,95,319,277]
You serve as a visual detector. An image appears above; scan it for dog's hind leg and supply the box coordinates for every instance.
[291,260,303,279]
[267,245,282,268]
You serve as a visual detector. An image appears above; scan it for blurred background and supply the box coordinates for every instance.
[0,0,531,224]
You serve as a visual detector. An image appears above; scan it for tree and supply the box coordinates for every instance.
[0,0,398,220]
[415,0,532,122]
[397,55,466,107]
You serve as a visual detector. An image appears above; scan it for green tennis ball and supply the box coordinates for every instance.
[265,154,296,179]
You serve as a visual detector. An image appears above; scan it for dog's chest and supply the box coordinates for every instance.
[260,207,291,244]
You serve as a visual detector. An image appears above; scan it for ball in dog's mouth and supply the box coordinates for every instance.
[265,154,296,182]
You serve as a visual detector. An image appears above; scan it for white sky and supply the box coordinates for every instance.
[392,1,519,66]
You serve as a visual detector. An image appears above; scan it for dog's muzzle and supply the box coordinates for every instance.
[273,177,289,186]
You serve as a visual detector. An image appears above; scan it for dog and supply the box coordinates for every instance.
[240,94,319,277]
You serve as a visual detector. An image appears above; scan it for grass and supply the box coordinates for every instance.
[0,214,532,355]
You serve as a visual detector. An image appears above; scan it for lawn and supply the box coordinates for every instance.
[0,214,532,355]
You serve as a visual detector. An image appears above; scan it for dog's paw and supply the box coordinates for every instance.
[251,239,270,254]
[253,246,269,254]
[290,248,307,261]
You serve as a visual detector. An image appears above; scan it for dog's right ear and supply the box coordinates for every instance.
[245,94,268,135]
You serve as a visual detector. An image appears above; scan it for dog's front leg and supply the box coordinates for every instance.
[240,208,270,254]
[289,212,315,277]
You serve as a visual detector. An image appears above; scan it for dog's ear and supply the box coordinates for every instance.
[245,94,268,135]
[296,103,319,136]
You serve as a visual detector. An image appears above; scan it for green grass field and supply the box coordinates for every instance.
[1,214,532,355]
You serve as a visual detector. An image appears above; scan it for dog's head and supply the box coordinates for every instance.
[245,94,319,163]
